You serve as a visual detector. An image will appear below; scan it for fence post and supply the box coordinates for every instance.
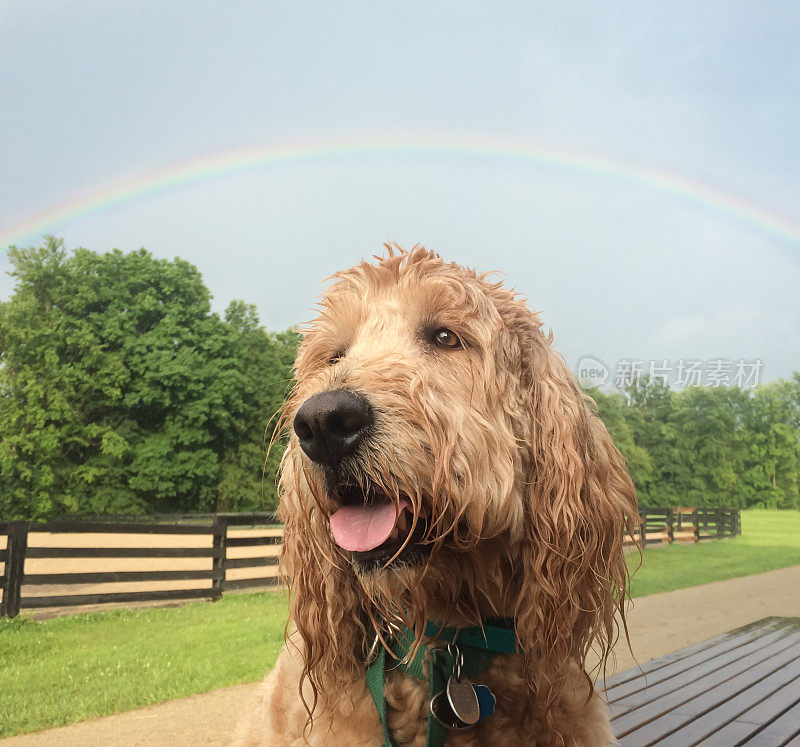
[211,516,228,602]
[0,527,6,617]
[1,521,28,618]
[639,509,647,547]
[692,508,699,543]
[666,508,674,544]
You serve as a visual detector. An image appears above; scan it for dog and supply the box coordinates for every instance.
[234,246,636,745]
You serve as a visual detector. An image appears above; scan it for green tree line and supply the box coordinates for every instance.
[1,239,798,519]
[0,238,298,519]
[588,375,800,509]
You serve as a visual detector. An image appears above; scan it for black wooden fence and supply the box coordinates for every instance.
[631,506,741,547]
[1,507,741,618]
[0,513,281,618]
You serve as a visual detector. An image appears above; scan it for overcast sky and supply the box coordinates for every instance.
[1,1,798,386]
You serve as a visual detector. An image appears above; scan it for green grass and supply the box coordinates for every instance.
[2,510,798,737]
[628,509,800,597]
[0,591,288,737]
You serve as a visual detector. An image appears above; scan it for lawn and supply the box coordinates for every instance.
[627,509,800,597]
[0,591,288,738]
[1,509,798,737]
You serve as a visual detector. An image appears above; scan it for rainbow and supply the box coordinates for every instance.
[3,133,800,249]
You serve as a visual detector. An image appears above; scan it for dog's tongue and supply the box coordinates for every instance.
[329,498,411,552]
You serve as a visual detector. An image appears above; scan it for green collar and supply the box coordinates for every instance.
[365,619,519,747]
[423,619,520,654]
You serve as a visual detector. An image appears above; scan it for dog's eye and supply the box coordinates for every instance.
[432,328,461,349]
[329,350,346,365]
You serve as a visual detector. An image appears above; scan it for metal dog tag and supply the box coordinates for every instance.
[473,683,497,721]
[430,690,471,730]
[446,674,480,725]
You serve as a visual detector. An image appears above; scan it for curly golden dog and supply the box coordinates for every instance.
[235,246,636,746]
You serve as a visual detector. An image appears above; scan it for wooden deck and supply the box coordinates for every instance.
[605,617,800,746]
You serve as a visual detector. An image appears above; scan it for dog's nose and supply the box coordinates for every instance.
[293,389,373,468]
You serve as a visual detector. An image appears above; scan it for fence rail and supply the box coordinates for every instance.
[0,513,281,618]
[1,507,740,618]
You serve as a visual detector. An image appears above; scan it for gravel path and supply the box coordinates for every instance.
[5,564,800,746]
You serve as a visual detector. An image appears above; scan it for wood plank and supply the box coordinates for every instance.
[25,546,222,559]
[613,623,799,721]
[694,675,800,745]
[607,618,790,703]
[215,513,280,525]
[20,588,214,608]
[612,626,800,737]
[619,650,800,747]
[73,512,279,525]
[661,656,800,745]
[616,634,800,744]
[223,556,278,570]
[33,520,214,535]
[735,658,800,724]
[605,618,783,692]
[224,576,283,590]
[225,535,282,547]
[607,626,785,704]
[23,569,221,584]
[736,699,800,746]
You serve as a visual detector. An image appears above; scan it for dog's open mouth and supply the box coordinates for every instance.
[328,484,429,571]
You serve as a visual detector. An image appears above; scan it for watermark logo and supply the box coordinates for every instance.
[575,357,764,390]
[576,355,610,388]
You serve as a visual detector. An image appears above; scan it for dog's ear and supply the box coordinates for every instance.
[278,448,367,715]
[515,331,637,691]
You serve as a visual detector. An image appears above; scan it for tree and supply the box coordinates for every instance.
[216,301,299,511]
[623,378,682,505]
[744,378,800,509]
[0,238,298,518]
[669,386,751,507]
[584,387,653,496]
[594,375,800,509]
[3,237,796,517]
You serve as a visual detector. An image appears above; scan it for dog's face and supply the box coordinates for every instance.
[278,246,636,704]
[283,249,532,597]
